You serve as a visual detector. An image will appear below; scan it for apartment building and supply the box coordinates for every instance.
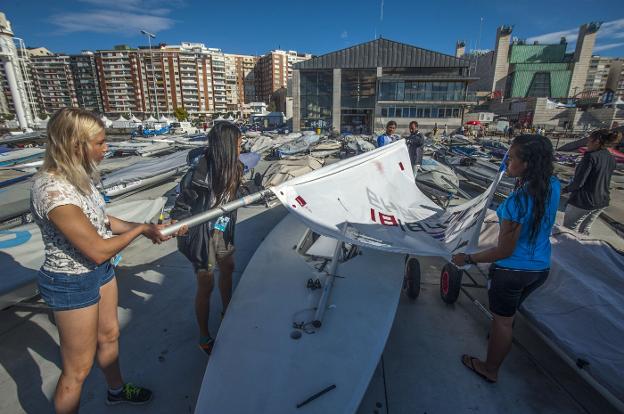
[29,54,78,115]
[255,50,311,110]
[70,52,103,113]
[585,56,624,101]
[224,53,258,112]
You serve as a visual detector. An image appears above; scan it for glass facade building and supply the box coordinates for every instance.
[299,70,332,129]
[293,38,476,133]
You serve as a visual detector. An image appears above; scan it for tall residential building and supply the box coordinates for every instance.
[255,50,311,109]
[585,56,624,101]
[95,47,143,115]
[95,43,235,116]
[29,54,78,115]
[224,53,258,112]
[70,52,103,113]
[467,22,601,99]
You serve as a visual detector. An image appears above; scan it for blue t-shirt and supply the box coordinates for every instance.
[377,134,397,147]
[495,176,561,270]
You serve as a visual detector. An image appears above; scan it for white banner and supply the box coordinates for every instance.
[272,141,503,259]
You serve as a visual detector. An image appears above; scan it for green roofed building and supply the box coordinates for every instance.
[463,23,601,99]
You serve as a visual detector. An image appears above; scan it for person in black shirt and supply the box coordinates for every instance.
[171,122,243,355]
[406,121,425,174]
[563,129,620,235]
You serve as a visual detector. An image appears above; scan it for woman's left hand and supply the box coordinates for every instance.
[451,253,467,267]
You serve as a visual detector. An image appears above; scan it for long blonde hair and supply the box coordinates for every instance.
[40,108,105,195]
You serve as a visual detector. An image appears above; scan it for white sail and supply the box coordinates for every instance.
[273,140,501,258]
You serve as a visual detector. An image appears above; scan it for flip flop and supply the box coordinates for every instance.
[461,354,496,383]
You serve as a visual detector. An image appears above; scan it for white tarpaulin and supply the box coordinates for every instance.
[273,141,503,258]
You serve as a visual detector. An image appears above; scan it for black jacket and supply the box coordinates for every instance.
[567,148,616,210]
[171,155,240,267]
[406,132,425,166]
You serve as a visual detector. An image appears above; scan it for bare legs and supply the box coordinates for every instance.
[465,312,514,382]
[54,305,98,414]
[53,277,123,414]
[95,278,123,389]
[195,254,235,338]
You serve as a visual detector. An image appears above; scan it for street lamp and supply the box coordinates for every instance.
[140,29,160,118]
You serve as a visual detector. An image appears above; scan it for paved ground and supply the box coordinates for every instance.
[0,156,622,413]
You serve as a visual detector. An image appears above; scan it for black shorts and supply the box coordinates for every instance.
[487,264,549,317]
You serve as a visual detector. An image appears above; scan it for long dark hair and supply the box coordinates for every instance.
[205,122,242,206]
[509,134,554,245]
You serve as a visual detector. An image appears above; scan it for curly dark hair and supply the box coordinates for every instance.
[508,134,554,245]
[590,129,622,148]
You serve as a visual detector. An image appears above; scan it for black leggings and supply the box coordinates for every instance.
[487,265,549,317]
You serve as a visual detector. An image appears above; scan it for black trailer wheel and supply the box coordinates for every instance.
[403,256,421,299]
[440,263,462,304]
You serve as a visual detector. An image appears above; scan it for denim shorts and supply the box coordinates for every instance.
[38,262,115,311]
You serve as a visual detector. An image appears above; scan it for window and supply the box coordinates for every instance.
[526,72,551,97]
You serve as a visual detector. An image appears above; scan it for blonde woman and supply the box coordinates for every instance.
[31,108,172,413]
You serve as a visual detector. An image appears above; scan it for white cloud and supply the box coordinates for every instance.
[594,42,624,52]
[526,18,624,46]
[526,28,578,45]
[341,30,348,39]
[51,10,175,35]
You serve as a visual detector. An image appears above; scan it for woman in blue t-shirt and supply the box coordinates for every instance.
[451,134,560,383]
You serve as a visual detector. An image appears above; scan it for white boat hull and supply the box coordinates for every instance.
[194,214,405,414]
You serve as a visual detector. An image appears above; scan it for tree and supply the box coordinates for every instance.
[173,107,189,121]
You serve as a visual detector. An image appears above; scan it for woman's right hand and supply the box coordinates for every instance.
[141,223,170,244]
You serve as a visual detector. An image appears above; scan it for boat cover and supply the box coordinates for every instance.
[107,141,172,156]
[101,150,190,190]
[0,198,167,309]
[262,156,324,187]
[477,215,624,408]
[0,148,45,167]
[249,136,274,153]
[0,180,31,222]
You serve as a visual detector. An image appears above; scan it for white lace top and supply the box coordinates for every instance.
[31,172,112,274]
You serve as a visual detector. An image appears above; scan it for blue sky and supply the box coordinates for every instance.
[2,0,624,57]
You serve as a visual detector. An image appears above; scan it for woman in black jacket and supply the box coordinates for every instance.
[171,122,243,355]
[563,129,620,235]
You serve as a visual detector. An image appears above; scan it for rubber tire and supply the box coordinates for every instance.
[440,263,462,304]
[403,256,421,300]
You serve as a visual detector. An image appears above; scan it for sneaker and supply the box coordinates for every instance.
[199,335,214,356]
[106,383,153,406]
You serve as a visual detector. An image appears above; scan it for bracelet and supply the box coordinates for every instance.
[465,254,476,265]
